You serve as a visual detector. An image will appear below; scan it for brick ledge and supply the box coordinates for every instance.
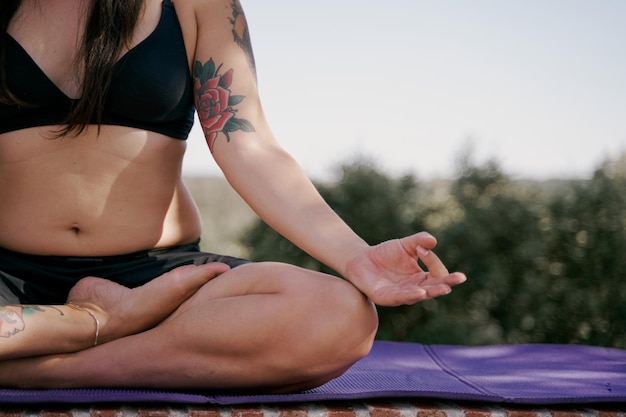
[1,400,625,417]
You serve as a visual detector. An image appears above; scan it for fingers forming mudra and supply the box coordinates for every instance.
[416,245,449,277]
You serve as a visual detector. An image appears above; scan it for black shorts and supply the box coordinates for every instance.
[0,240,249,305]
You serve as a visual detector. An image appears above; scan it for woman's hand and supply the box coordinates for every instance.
[66,262,230,344]
[343,232,466,306]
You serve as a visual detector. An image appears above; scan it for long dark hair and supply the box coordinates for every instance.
[0,0,144,136]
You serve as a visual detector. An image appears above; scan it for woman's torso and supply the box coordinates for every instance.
[0,0,203,256]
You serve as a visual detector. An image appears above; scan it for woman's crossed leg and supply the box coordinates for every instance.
[1,262,378,393]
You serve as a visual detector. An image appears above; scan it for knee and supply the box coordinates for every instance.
[202,261,378,392]
[328,277,379,359]
[278,272,378,386]
[316,280,379,382]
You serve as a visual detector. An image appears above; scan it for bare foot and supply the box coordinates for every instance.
[66,263,230,343]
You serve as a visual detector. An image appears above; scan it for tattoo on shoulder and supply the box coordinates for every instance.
[229,0,257,78]
[0,305,64,339]
[193,58,255,152]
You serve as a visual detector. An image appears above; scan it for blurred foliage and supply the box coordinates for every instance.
[240,154,626,348]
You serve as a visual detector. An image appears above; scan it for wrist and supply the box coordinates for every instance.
[335,242,371,281]
[65,302,100,347]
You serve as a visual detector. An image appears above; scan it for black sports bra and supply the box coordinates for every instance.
[0,0,195,139]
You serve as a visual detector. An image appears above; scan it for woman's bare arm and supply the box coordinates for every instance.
[190,0,466,306]
[0,304,96,360]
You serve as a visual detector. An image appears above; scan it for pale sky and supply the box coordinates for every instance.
[183,0,626,180]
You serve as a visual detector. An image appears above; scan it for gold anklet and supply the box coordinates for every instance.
[66,302,100,346]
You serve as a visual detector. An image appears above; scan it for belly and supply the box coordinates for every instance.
[0,126,202,256]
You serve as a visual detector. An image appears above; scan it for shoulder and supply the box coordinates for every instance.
[172,0,247,56]
[170,0,235,66]
[172,0,235,30]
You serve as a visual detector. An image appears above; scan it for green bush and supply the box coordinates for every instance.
[239,156,626,348]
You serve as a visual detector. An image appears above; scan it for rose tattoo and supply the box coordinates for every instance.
[193,58,255,152]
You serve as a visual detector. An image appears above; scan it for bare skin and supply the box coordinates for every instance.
[0,0,466,392]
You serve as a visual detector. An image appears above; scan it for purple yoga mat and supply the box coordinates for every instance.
[1,341,625,405]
